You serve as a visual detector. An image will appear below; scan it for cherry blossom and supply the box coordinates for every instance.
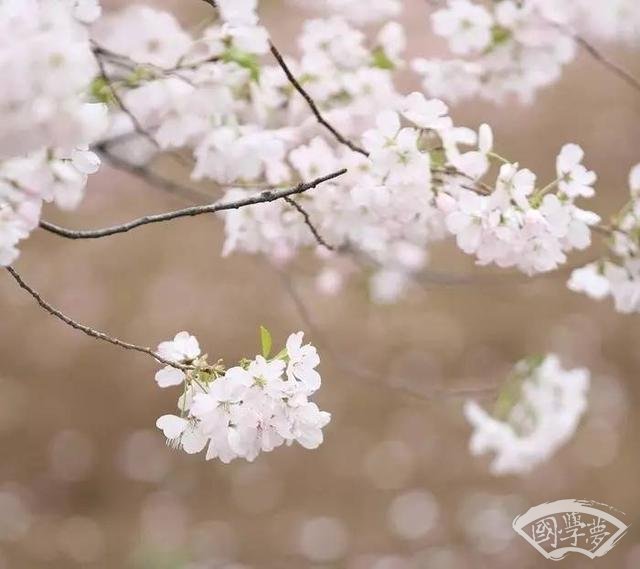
[154,329,330,463]
[465,355,590,475]
[293,0,401,25]
[2,0,638,483]
[568,163,640,313]
[93,6,192,69]
[418,0,576,104]
[556,143,597,199]
[0,0,103,158]
[432,0,494,55]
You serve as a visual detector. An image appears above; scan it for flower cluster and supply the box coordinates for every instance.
[0,147,103,265]
[220,89,602,298]
[0,0,105,266]
[464,354,590,475]
[1,0,633,308]
[0,0,103,157]
[154,329,331,463]
[441,143,600,274]
[575,0,640,45]
[415,0,639,105]
[568,164,640,313]
[291,0,401,25]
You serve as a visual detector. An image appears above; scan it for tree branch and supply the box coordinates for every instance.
[268,42,369,157]
[97,144,215,204]
[573,33,640,95]
[275,267,499,400]
[93,51,160,149]
[283,196,339,251]
[39,169,347,239]
[5,266,188,370]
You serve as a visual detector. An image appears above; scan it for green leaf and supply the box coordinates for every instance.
[222,47,261,81]
[491,25,511,47]
[371,47,395,70]
[493,354,545,420]
[89,77,116,105]
[260,325,272,358]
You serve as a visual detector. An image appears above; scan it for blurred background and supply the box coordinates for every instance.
[1,1,639,567]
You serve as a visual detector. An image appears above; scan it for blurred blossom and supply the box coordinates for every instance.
[0,1,638,567]
[117,430,171,482]
[48,429,94,482]
[0,489,31,541]
[363,440,414,489]
[297,516,349,562]
[315,267,344,296]
[140,491,189,549]
[387,489,439,540]
[230,463,283,514]
[56,516,105,563]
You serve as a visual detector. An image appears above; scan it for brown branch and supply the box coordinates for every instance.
[200,0,494,200]
[547,20,640,95]
[93,51,160,149]
[573,33,640,95]
[39,169,347,239]
[268,42,369,157]
[5,266,188,370]
[97,144,215,204]
[275,267,498,400]
[283,196,339,251]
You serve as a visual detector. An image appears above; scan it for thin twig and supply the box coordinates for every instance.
[203,1,490,199]
[267,41,492,198]
[573,33,640,95]
[5,266,188,370]
[548,20,640,94]
[275,267,498,400]
[432,167,492,195]
[39,169,347,239]
[268,42,369,157]
[97,144,215,204]
[284,196,339,251]
[94,51,160,149]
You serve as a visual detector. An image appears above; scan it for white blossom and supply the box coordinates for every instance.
[93,6,192,69]
[568,163,640,312]
[154,331,330,464]
[431,0,494,56]
[567,263,610,300]
[556,143,597,198]
[0,0,103,158]
[465,355,590,475]
[292,0,401,25]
